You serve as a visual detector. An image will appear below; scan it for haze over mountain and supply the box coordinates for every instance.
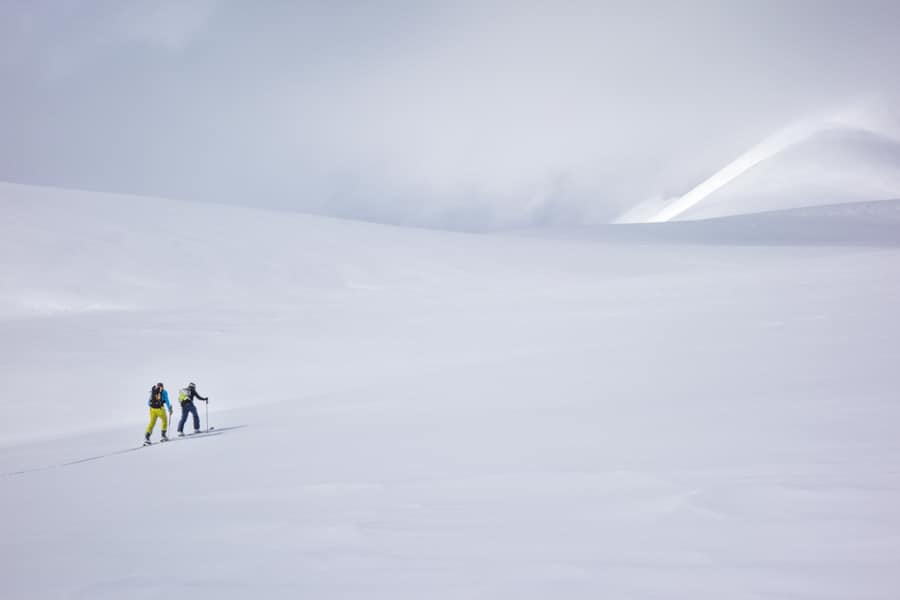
[4,3,900,598]
[4,2,900,229]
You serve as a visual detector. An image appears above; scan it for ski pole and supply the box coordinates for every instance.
[205,399,209,433]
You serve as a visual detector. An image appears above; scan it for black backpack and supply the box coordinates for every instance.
[149,386,163,409]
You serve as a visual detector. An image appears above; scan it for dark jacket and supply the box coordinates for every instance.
[180,387,208,403]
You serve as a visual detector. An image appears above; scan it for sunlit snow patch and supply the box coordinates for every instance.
[617,105,900,224]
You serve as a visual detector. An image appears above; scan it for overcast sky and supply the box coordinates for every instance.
[3,0,900,229]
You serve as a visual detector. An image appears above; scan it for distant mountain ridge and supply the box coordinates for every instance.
[520,198,900,247]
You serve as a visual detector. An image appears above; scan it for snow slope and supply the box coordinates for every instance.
[681,130,900,221]
[617,116,900,225]
[3,183,900,599]
[521,198,900,246]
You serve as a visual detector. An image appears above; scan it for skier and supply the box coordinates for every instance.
[145,382,172,445]
[177,382,209,436]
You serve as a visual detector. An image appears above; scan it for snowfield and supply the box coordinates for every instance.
[3,182,900,599]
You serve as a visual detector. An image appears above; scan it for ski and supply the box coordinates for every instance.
[141,429,220,447]
[142,436,169,446]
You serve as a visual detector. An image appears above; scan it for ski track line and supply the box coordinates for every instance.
[1,425,247,478]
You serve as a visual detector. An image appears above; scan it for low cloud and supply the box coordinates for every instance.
[3,1,900,229]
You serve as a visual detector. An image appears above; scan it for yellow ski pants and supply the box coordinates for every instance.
[146,407,169,434]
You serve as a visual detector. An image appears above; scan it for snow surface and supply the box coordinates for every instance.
[3,182,900,599]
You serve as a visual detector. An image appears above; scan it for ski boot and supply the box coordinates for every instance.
[161,430,169,442]
[143,432,151,446]
[177,431,185,438]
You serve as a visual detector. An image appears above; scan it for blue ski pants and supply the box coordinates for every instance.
[178,400,200,433]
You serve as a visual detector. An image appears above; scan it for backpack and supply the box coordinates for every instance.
[149,386,163,409]
[179,388,191,404]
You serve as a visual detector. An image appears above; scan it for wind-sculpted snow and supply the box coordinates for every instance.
[2,183,900,599]
[618,107,900,224]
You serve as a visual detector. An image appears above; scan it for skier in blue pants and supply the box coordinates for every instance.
[177,382,209,436]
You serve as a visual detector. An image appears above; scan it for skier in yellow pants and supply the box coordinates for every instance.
[145,382,172,445]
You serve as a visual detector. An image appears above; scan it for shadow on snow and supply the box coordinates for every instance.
[2,425,249,477]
